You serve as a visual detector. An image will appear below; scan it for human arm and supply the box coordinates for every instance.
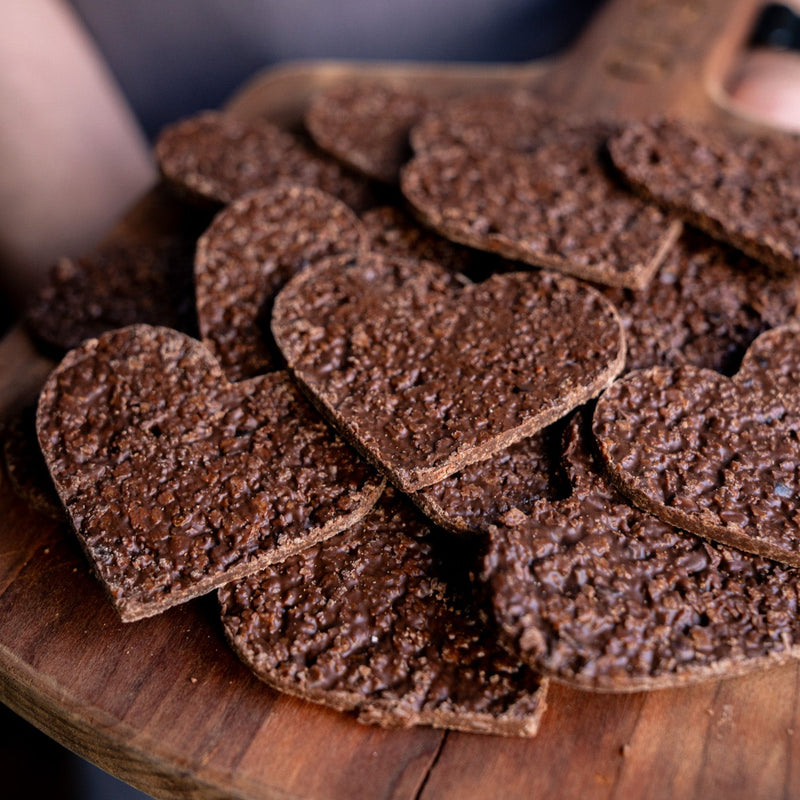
[0,0,155,310]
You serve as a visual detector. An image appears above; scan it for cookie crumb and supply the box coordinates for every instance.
[498,508,528,527]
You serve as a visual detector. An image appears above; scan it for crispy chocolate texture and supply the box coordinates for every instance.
[483,412,800,690]
[409,88,554,153]
[26,239,198,354]
[601,228,800,374]
[195,185,367,381]
[608,117,800,274]
[219,488,548,735]
[401,120,681,289]
[410,229,800,534]
[155,110,375,212]
[593,325,800,567]
[272,253,625,492]
[361,205,479,276]
[305,79,433,184]
[413,430,556,534]
[36,325,384,621]
[2,405,63,521]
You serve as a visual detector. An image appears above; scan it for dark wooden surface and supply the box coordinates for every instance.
[3,1,793,797]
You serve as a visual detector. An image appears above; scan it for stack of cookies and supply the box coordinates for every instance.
[14,79,800,737]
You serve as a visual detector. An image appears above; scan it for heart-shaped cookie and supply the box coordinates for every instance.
[412,230,800,535]
[401,119,682,289]
[36,325,384,621]
[600,228,800,374]
[26,238,199,355]
[305,78,434,184]
[272,252,625,491]
[593,325,800,567]
[608,117,800,274]
[155,110,375,212]
[483,411,800,690]
[219,487,548,735]
[195,185,367,381]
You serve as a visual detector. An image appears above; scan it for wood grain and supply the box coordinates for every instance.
[1,0,792,797]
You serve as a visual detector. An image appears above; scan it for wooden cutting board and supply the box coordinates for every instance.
[2,1,796,798]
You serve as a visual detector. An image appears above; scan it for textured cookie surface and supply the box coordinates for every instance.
[305,79,433,183]
[36,325,383,621]
[361,205,485,278]
[402,120,681,289]
[409,88,553,153]
[409,228,800,534]
[219,488,548,735]
[155,110,375,211]
[195,185,367,381]
[412,430,557,534]
[272,253,625,491]
[608,117,800,273]
[601,229,800,374]
[26,240,198,354]
[593,325,800,567]
[3,405,63,521]
[483,412,800,691]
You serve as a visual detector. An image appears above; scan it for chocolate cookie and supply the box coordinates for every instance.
[195,185,367,381]
[412,429,557,534]
[155,110,375,212]
[601,228,800,374]
[483,411,800,690]
[607,117,800,274]
[26,239,198,355]
[410,229,800,534]
[361,204,497,281]
[401,120,682,289]
[272,253,625,491]
[219,487,548,735]
[37,325,384,621]
[305,79,433,184]
[593,325,800,567]
[409,88,553,153]
[2,405,63,521]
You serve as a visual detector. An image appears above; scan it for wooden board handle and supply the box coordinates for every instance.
[228,0,766,130]
[545,0,765,121]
